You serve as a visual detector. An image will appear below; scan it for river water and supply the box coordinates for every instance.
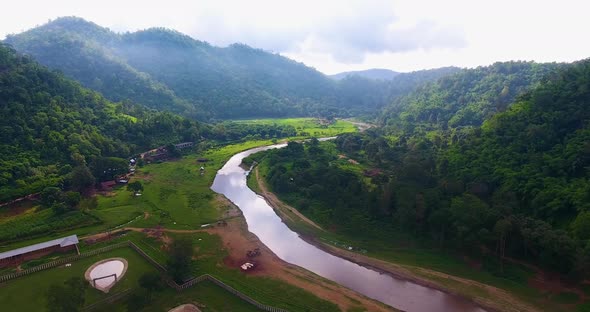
[211,144,486,312]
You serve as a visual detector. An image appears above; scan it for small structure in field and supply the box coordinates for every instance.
[175,142,194,149]
[240,262,255,271]
[168,304,202,312]
[100,180,117,190]
[0,235,79,268]
[84,257,128,293]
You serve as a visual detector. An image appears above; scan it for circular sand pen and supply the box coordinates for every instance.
[84,257,128,293]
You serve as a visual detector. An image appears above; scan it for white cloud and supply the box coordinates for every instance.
[1,0,589,74]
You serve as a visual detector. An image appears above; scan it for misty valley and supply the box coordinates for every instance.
[1,15,589,312]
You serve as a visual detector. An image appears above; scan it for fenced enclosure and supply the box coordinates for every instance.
[0,240,288,312]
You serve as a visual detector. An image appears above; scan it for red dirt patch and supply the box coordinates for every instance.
[0,199,37,217]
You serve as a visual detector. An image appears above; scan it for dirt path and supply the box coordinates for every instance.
[251,170,540,312]
[254,167,325,232]
[343,119,375,132]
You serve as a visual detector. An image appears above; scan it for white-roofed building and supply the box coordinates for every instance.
[0,235,79,268]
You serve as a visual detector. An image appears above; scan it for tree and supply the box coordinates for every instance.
[89,157,128,182]
[40,187,64,208]
[493,218,513,273]
[45,277,87,312]
[64,191,81,209]
[138,272,163,299]
[126,291,148,311]
[284,141,304,156]
[138,272,163,292]
[166,143,181,158]
[127,181,144,194]
[69,165,95,193]
[573,212,590,240]
[166,238,193,283]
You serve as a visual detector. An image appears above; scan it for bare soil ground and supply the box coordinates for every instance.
[0,199,36,217]
[504,257,587,306]
[205,216,395,312]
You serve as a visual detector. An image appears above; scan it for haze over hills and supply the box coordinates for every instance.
[2,9,590,312]
[0,43,206,201]
[330,68,400,80]
[4,17,457,120]
[267,58,590,288]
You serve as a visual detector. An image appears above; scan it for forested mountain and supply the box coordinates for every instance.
[116,29,336,118]
[3,18,195,118]
[335,67,460,115]
[0,43,206,201]
[380,61,564,135]
[259,58,590,280]
[330,68,400,80]
[4,17,457,119]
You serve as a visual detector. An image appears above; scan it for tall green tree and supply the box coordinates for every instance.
[166,238,193,283]
[69,165,95,193]
[45,277,87,312]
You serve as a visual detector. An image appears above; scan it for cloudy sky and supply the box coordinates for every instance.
[1,0,589,74]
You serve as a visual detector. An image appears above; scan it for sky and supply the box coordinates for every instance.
[1,0,589,74]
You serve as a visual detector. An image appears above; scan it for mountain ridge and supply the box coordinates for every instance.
[4,17,458,120]
[330,68,400,80]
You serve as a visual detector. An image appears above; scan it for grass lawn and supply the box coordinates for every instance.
[128,230,339,312]
[93,280,263,312]
[0,233,282,312]
[232,117,357,137]
[145,279,263,312]
[0,118,357,246]
[0,118,358,311]
[179,231,339,312]
[94,139,293,231]
[0,247,157,311]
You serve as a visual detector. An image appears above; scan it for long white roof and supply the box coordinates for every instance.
[0,235,79,260]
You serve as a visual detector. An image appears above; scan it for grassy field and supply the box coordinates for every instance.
[0,247,157,311]
[79,229,340,311]
[0,118,358,311]
[232,117,357,137]
[0,228,340,312]
[0,118,357,245]
[92,280,264,312]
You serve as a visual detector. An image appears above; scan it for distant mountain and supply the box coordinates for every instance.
[4,17,457,119]
[330,68,400,80]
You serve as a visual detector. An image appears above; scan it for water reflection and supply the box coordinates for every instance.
[211,145,486,312]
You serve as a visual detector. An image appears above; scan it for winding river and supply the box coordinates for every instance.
[211,143,486,312]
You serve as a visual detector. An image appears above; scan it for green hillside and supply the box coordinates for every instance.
[0,43,205,201]
[381,61,564,135]
[5,17,458,119]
